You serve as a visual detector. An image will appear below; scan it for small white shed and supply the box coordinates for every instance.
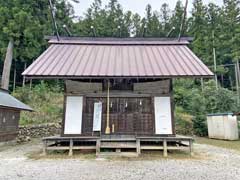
[207,113,239,140]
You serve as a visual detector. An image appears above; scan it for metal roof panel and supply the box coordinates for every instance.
[0,89,33,111]
[22,39,214,78]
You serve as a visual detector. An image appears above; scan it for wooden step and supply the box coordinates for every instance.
[97,152,138,158]
[100,141,137,148]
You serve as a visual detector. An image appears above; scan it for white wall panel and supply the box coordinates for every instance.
[64,96,83,134]
[154,97,172,134]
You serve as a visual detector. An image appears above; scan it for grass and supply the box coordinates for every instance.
[13,82,63,125]
[195,137,240,152]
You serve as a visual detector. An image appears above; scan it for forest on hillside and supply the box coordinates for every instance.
[0,0,240,135]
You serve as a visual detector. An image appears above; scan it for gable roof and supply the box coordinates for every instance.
[22,37,213,79]
[0,89,33,111]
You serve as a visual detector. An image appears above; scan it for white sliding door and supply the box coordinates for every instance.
[154,97,172,134]
[64,96,83,134]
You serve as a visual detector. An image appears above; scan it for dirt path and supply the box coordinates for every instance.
[0,139,240,180]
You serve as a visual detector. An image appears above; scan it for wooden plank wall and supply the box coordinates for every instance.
[0,108,20,142]
[63,79,173,136]
[133,80,170,94]
[65,80,102,94]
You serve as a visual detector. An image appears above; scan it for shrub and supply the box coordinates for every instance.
[13,81,63,125]
[174,79,239,136]
[175,107,193,135]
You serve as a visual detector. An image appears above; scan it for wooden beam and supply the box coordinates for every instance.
[1,39,13,90]
[189,139,194,156]
[163,139,168,157]
[69,139,73,156]
[136,139,141,156]
[116,148,121,153]
[96,139,101,155]
[42,139,47,156]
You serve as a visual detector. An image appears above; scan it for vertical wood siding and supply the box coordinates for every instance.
[82,97,153,135]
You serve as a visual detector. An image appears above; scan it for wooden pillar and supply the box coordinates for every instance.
[1,39,13,90]
[136,139,141,156]
[30,79,32,90]
[116,149,121,153]
[105,80,110,134]
[42,140,47,156]
[189,139,194,156]
[69,139,73,156]
[96,139,101,156]
[163,139,168,157]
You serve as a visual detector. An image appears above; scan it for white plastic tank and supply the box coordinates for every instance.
[207,113,239,140]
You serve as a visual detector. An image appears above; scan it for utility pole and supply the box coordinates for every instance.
[167,27,175,37]
[236,60,240,85]
[22,62,27,87]
[1,39,13,90]
[143,25,147,37]
[201,78,204,92]
[118,25,121,38]
[178,0,188,41]
[212,30,218,89]
[49,0,60,41]
[235,64,240,104]
[91,26,97,37]
[63,24,72,36]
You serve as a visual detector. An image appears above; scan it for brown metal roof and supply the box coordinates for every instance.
[22,38,213,79]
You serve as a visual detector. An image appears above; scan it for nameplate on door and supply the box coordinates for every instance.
[93,102,102,131]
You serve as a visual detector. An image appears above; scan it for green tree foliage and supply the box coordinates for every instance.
[169,0,184,37]
[75,0,132,37]
[0,0,74,63]
[160,3,171,34]
[188,0,208,63]
[174,79,239,136]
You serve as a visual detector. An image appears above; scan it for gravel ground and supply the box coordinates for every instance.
[0,140,240,180]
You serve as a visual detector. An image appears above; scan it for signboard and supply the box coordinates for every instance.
[93,102,102,131]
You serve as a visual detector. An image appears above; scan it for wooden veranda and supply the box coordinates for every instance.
[42,135,194,157]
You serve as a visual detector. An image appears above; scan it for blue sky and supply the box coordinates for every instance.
[72,0,223,18]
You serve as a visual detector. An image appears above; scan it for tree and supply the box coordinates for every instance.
[0,0,75,90]
[160,3,171,35]
[169,0,184,38]
[0,0,74,63]
[188,0,208,64]
[143,4,162,37]
[75,0,133,37]
[132,13,142,37]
